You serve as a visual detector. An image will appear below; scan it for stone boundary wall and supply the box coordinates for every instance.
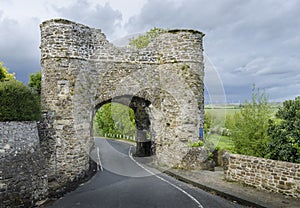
[0,122,48,207]
[224,153,300,198]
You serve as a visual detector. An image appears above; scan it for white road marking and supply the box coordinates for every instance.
[128,146,204,208]
[97,147,103,171]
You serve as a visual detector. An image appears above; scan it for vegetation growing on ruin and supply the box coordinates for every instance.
[129,27,166,49]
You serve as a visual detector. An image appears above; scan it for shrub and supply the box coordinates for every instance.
[0,80,41,121]
[28,71,41,95]
[267,96,300,163]
[226,86,272,157]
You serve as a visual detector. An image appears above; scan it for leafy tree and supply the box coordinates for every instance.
[0,80,41,121]
[94,103,136,137]
[267,96,300,163]
[28,71,41,95]
[0,62,15,81]
[129,27,166,49]
[227,86,272,157]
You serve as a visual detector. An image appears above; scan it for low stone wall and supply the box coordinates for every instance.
[224,153,300,198]
[0,121,48,207]
[180,146,215,170]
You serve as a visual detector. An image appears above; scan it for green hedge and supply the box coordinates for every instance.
[0,80,41,121]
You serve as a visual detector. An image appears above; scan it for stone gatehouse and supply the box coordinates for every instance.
[39,19,205,194]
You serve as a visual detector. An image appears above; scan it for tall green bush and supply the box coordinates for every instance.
[226,86,272,157]
[0,80,41,121]
[267,96,300,163]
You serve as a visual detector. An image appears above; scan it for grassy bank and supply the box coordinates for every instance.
[205,134,234,152]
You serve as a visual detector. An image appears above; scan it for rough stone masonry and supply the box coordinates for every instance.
[224,153,300,199]
[39,19,206,194]
[0,122,48,207]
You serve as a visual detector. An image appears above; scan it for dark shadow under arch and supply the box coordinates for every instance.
[94,95,154,157]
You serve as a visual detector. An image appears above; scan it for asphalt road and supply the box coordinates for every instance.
[47,138,246,208]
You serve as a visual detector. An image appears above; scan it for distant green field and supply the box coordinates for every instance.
[205,108,239,126]
[205,104,279,128]
[205,105,241,129]
[205,133,235,152]
[204,104,280,152]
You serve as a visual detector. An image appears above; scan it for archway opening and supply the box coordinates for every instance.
[93,102,136,140]
[93,96,154,157]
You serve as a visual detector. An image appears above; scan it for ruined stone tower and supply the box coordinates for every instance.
[39,19,204,193]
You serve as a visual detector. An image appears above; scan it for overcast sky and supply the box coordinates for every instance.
[0,0,299,103]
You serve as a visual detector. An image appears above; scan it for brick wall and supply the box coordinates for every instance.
[224,153,300,198]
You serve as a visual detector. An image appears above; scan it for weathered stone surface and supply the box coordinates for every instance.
[224,153,300,199]
[39,18,206,193]
[0,121,48,208]
[180,147,215,170]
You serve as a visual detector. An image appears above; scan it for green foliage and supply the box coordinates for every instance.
[0,80,41,121]
[189,140,204,147]
[0,62,15,81]
[204,112,212,134]
[206,134,235,152]
[226,86,272,157]
[129,28,166,49]
[267,96,300,163]
[94,103,136,137]
[28,71,41,95]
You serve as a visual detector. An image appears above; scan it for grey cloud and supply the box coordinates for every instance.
[125,0,244,32]
[0,17,41,82]
[0,0,124,83]
[53,0,122,39]
[125,0,300,102]
[1,0,299,102]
